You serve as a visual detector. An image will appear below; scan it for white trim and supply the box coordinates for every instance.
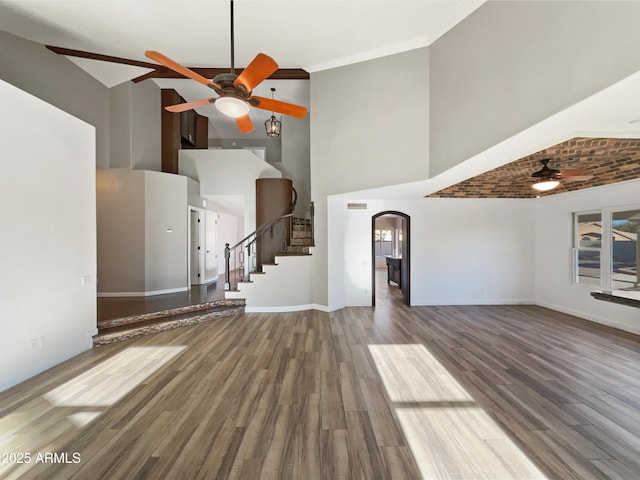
[97,286,189,297]
[188,206,207,286]
[243,303,345,313]
[412,299,536,306]
[536,300,640,336]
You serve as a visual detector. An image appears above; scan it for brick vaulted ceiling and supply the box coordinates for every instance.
[428,137,640,198]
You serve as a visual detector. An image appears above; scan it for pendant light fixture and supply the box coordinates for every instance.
[264,87,282,137]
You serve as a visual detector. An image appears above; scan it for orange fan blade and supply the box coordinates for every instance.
[233,53,278,93]
[165,98,214,113]
[251,96,307,118]
[236,115,254,134]
[561,168,588,177]
[145,50,220,89]
[564,175,594,183]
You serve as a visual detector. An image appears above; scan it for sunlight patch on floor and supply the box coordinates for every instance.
[0,346,186,479]
[369,344,547,480]
[45,346,186,408]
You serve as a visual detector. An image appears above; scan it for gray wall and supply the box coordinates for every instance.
[311,48,430,197]
[97,168,189,295]
[281,114,312,215]
[0,30,111,168]
[96,169,146,293]
[109,80,162,170]
[145,171,189,292]
[430,0,640,175]
[131,80,162,170]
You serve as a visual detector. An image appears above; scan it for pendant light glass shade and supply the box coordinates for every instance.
[215,96,250,118]
[264,87,281,138]
[532,179,560,192]
[265,115,281,137]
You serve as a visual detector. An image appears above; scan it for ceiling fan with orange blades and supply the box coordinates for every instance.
[530,159,593,192]
[144,1,307,134]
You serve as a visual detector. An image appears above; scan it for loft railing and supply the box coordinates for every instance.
[224,188,314,292]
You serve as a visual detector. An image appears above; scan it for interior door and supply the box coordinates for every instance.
[190,210,200,285]
[205,211,218,282]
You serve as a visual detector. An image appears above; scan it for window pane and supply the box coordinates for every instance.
[577,212,602,248]
[577,250,601,286]
[612,209,639,290]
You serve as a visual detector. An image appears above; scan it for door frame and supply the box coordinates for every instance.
[371,211,411,306]
[187,206,206,286]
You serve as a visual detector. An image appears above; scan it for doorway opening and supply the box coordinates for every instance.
[372,211,410,306]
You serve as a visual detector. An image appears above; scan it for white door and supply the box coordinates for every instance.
[190,210,201,285]
[205,211,218,282]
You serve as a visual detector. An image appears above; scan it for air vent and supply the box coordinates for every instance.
[347,203,368,210]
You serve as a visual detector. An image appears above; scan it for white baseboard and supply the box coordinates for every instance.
[411,298,536,306]
[97,286,189,298]
[243,303,345,313]
[535,300,640,336]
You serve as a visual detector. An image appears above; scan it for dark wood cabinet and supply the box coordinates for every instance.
[180,110,196,146]
[386,256,401,288]
[161,89,208,173]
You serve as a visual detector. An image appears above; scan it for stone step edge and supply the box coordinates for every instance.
[94,306,245,346]
[98,298,245,330]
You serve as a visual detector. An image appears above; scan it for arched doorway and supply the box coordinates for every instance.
[371,211,410,306]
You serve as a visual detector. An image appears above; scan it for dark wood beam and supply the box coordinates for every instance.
[132,67,309,83]
[46,45,310,83]
[45,45,159,69]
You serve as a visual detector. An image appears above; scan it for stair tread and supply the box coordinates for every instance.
[94,304,245,345]
[98,299,244,330]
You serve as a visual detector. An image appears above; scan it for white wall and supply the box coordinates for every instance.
[335,197,536,307]
[430,0,640,175]
[226,254,314,311]
[179,149,282,239]
[216,212,241,276]
[535,179,640,335]
[310,48,429,307]
[0,79,96,392]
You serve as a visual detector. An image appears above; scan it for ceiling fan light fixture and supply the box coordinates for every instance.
[215,96,250,118]
[532,179,560,192]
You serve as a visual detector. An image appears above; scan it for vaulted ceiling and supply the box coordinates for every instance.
[0,0,485,139]
[1,1,639,195]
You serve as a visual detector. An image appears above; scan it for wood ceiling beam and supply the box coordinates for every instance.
[132,67,309,83]
[46,45,310,84]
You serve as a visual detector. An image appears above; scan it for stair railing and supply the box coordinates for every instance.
[224,189,315,292]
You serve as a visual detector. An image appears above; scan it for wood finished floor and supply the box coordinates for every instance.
[1,286,640,478]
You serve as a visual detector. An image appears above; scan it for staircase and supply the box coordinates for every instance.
[286,217,314,254]
[225,212,315,310]
[93,298,245,345]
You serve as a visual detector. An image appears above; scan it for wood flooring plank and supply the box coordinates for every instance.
[1,302,639,479]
